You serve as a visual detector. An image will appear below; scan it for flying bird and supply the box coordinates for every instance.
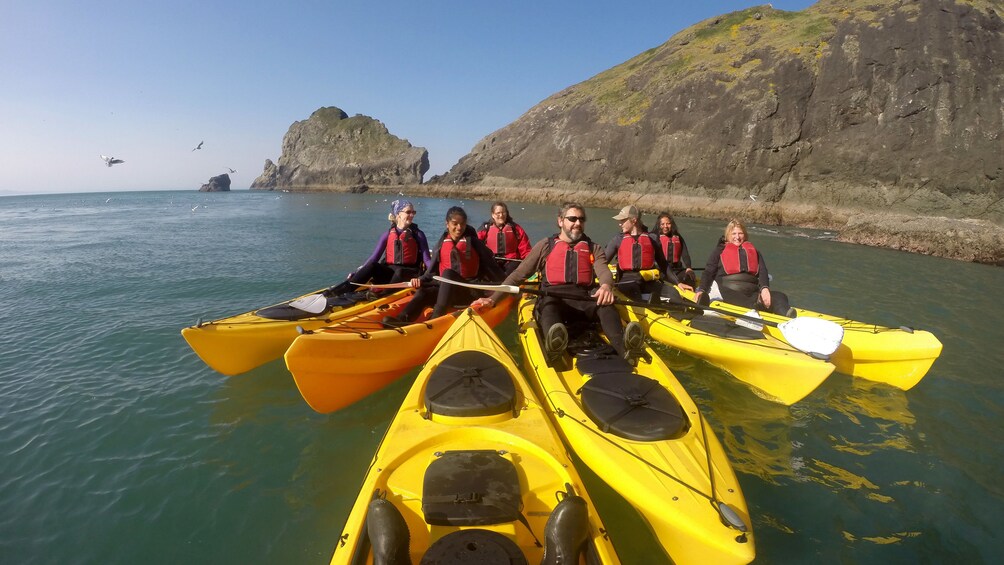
[192,141,204,151]
[101,155,124,167]
[749,194,758,202]
[228,168,237,174]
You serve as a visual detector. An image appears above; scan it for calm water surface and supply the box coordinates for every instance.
[1,190,1001,564]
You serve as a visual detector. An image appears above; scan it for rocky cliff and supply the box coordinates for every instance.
[199,173,231,192]
[432,0,1004,262]
[251,107,429,190]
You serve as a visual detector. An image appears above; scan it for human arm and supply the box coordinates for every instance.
[474,236,506,282]
[515,224,533,259]
[693,243,723,302]
[473,238,547,307]
[757,251,771,308]
[591,243,616,305]
[412,227,434,271]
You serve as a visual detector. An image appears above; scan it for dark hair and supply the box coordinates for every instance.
[445,206,467,222]
[558,201,585,218]
[489,201,516,225]
[657,212,680,236]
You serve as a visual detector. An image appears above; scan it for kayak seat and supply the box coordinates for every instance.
[425,351,517,418]
[688,315,764,340]
[421,529,526,565]
[365,494,411,565]
[580,373,688,441]
[574,347,633,376]
[422,450,522,526]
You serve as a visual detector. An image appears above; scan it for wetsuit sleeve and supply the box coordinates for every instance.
[515,224,533,259]
[488,238,548,304]
[474,237,506,282]
[591,243,616,287]
[678,236,692,269]
[604,235,621,266]
[650,234,678,284]
[698,244,724,294]
[414,228,434,271]
[420,239,442,283]
[359,231,390,271]
[757,251,770,290]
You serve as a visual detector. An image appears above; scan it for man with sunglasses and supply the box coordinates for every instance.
[473,202,644,365]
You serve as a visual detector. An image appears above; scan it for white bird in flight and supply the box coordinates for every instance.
[101,155,124,167]
[749,194,758,202]
[192,141,204,151]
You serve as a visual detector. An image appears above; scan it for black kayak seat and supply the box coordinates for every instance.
[687,315,764,340]
[422,450,522,527]
[421,529,527,565]
[424,351,517,418]
[580,373,689,441]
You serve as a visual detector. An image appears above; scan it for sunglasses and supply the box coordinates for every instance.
[402,210,416,215]
[564,215,587,223]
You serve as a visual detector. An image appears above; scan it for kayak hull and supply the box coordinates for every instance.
[517,295,754,565]
[678,289,942,390]
[284,296,514,413]
[331,309,620,564]
[181,288,409,376]
[619,303,835,405]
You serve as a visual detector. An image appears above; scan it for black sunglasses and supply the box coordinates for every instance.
[564,215,587,223]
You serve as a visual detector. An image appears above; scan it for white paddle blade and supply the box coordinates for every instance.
[431,276,522,294]
[734,309,765,332]
[288,294,327,314]
[778,317,844,356]
[351,281,412,289]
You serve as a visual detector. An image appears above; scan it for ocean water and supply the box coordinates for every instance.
[1,190,1002,564]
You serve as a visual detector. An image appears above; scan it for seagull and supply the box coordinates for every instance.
[749,194,758,202]
[228,167,237,174]
[192,141,203,151]
[100,155,124,167]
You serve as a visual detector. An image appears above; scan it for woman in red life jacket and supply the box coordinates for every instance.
[605,205,692,302]
[656,212,696,288]
[476,201,533,276]
[471,202,645,365]
[327,199,433,296]
[385,206,505,325]
[693,219,792,316]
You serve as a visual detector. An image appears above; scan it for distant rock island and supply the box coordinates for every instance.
[250,107,429,190]
[424,0,1003,264]
[199,173,231,192]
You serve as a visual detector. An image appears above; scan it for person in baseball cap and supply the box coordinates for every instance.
[612,205,639,221]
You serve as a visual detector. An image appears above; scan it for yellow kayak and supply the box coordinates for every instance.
[516,294,755,564]
[617,298,836,405]
[678,289,942,390]
[284,295,514,414]
[181,288,410,376]
[331,308,620,564]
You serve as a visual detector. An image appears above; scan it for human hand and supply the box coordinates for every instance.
[677,283,694,293]
[594,284,614,306]
[760,287,771,308]
[409,278,421,288]
[472,297,494,309]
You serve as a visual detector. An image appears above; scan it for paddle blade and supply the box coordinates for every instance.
[777,317,844,357]
[734,309,765,332]
[288,294,327,314]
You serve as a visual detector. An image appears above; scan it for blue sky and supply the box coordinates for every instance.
[1,0,814,194]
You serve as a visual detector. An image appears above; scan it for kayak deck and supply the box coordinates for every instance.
[331,309,620,564]
[517,295,755,565]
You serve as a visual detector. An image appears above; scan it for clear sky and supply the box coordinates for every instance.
[1,0,815,194]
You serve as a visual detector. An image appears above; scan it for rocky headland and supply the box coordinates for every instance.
[250,107,429,190]
[425,0,1004,264]
[199,173,231,192]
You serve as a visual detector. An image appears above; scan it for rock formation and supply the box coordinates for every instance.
[430,0,1004,262]
[251,107,429,190]
[199,173,231,192]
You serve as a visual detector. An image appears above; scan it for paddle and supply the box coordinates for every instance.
[288,293,327,314]
[351,281,414,289]
[432,276,843,357]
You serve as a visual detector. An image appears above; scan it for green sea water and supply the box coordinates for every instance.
[1,190,1002,564]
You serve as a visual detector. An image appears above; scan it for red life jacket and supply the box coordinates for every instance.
[542,235,594,287]
[484,222,520,259]
[386,226,418,266]
[720,241,759,275]
[617,233,656,271]
[659,234,682,264]
[439,236,480,279]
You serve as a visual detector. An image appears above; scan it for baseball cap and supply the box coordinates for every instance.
[612,205,639,221]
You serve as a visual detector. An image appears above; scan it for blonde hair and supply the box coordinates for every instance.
[724,218,748,240]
